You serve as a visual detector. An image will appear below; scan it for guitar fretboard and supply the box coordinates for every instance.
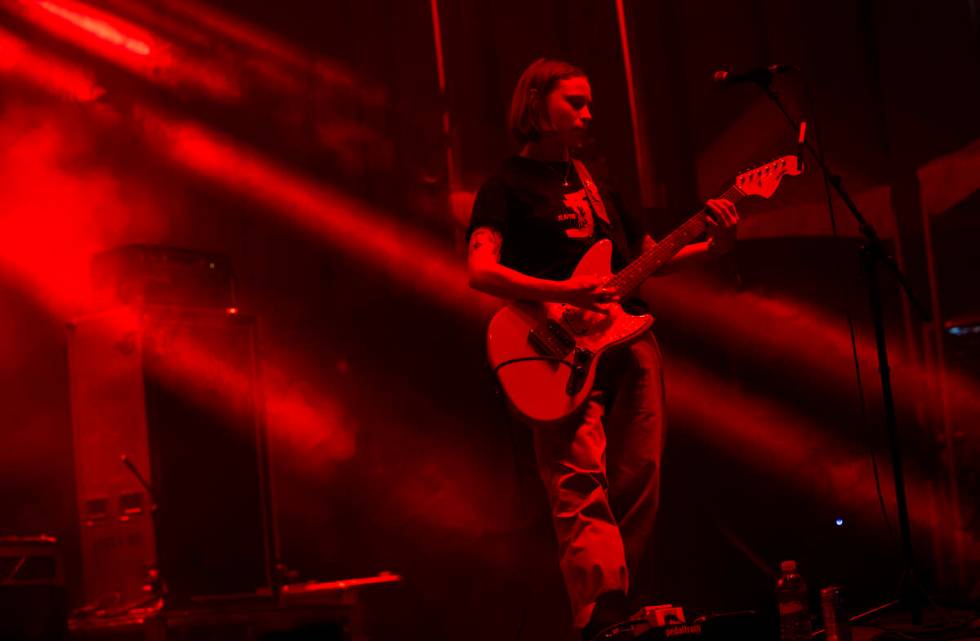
[606,185,745,296]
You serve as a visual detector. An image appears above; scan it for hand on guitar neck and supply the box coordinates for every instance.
[704,198,739,253]
[560,197,736,313]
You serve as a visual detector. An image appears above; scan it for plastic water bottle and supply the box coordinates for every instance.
[777,560,812,641]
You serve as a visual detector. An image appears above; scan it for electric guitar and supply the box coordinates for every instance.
[486,155,803,424]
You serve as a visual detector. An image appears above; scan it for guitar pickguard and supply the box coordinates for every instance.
[487,298,653,424]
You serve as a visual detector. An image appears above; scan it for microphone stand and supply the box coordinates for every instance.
[121,454,169,612]
[745,75,930,624]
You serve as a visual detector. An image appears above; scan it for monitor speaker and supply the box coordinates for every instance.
[67,306,276,610]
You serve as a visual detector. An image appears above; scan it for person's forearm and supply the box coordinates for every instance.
[469,261,569,302]
[659,241,715,274]
[640,235,717,275]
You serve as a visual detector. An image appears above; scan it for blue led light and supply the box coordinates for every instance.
[947,325,980,336]
[835,518,844,526]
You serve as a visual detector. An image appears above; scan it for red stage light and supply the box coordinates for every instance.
[644,274,980,424]
[14,0,241,101]
[668,358,947,544]
[20,0,157,63]
[134,108,495,319]
[0,107,111,315]
[0,26,104,101]
[33,0,151,56]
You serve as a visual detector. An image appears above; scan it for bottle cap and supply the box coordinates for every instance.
[780,560,797,572]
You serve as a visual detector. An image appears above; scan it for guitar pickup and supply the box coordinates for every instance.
[547,320,576,350]
[528,319,576,359]
[527,329,554,357]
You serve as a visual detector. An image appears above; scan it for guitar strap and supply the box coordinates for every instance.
[571,159,611,225]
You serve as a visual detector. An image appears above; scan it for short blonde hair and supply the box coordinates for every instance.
[508,58,586,146]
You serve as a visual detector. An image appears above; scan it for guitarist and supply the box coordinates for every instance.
[466,58,739,641]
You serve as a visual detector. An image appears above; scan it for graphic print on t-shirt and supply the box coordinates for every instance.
[556,188,594,239]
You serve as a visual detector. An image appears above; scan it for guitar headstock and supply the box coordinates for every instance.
[735,155,802,199]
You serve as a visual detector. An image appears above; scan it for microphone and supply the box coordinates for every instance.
[713,64,796,86]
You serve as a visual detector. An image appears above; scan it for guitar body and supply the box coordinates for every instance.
[487,240,653,425]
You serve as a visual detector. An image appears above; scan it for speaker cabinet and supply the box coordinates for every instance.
[68,306,276,610]
[0,535,66,641]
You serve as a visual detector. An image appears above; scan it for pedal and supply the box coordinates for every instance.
[634,604,685,627]
[629,609,760,641]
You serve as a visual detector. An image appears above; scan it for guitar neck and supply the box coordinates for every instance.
[606,184,745,297]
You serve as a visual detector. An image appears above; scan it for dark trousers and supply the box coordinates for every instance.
[531,332,667,629]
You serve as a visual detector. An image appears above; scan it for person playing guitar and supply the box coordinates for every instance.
[466,58,739,641]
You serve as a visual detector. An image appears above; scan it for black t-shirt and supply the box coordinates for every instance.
[466,156,645,281]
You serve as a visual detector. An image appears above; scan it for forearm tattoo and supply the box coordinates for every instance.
[469,227,502,260]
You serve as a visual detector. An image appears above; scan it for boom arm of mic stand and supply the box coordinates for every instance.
[761,85,932,321]
[121,454,157,510]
